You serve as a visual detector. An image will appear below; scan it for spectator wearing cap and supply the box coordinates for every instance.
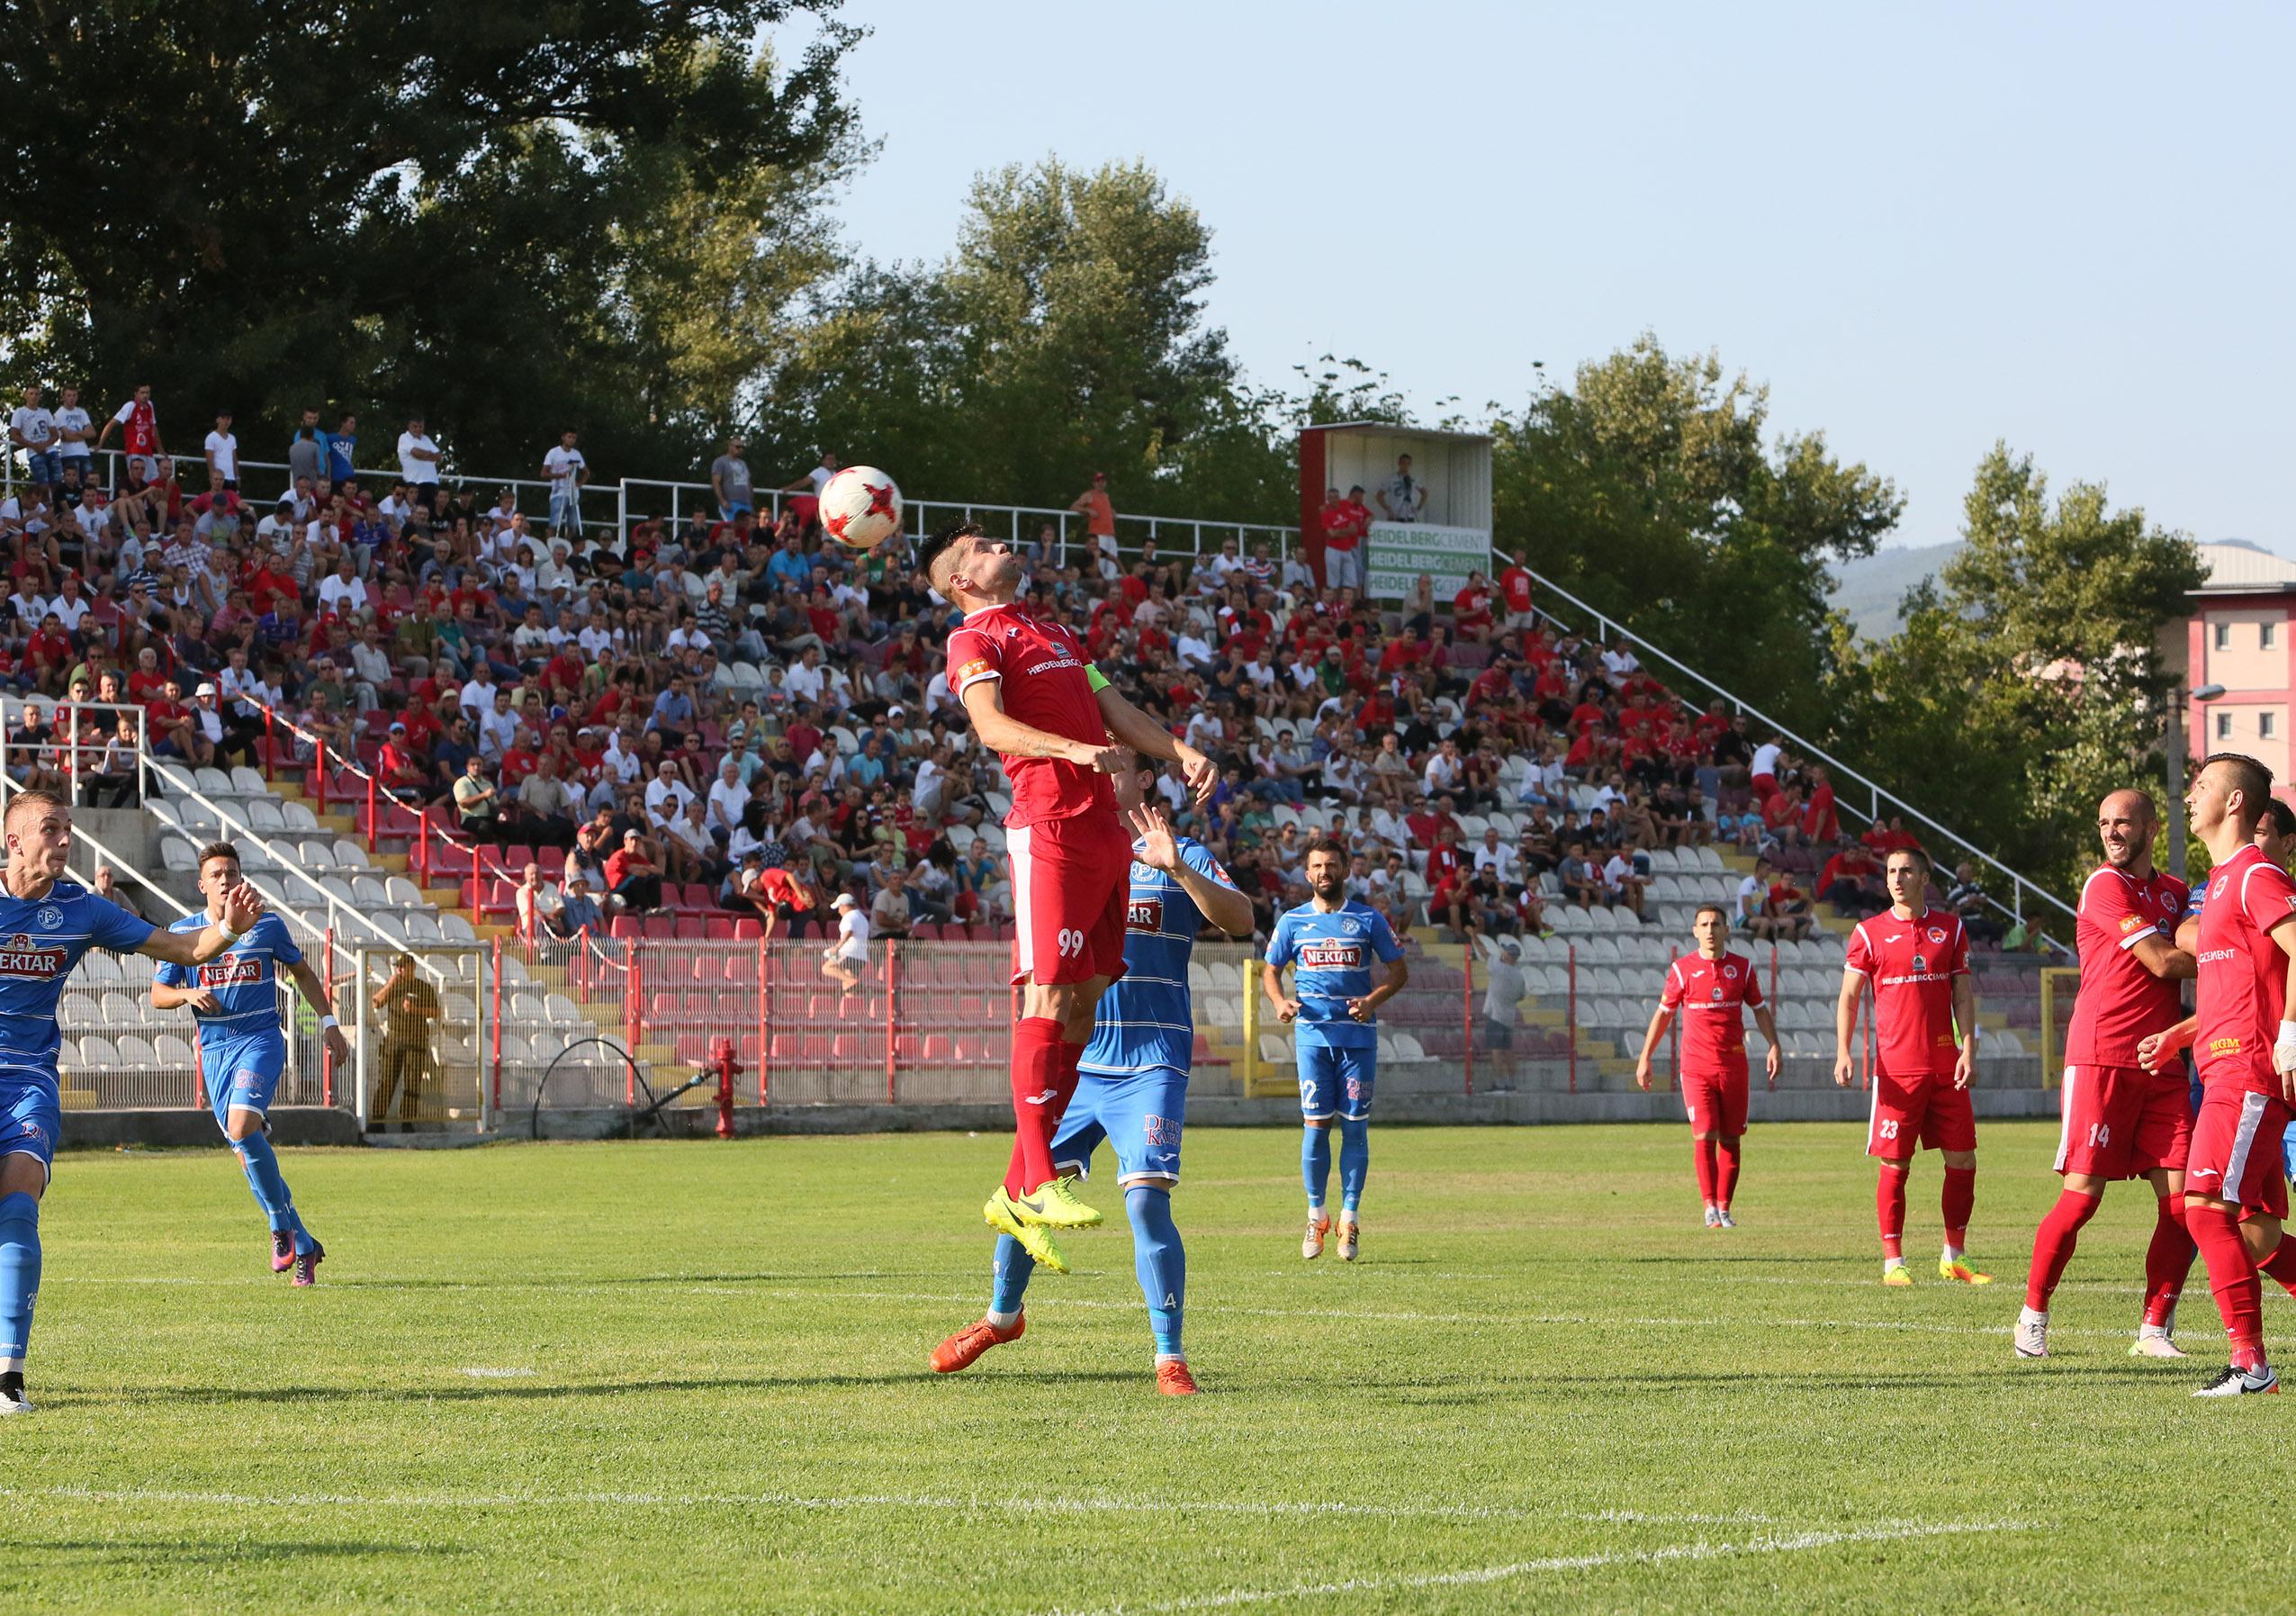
[554,871,604,940]
[823,889,869,994]
[605,826,664,911]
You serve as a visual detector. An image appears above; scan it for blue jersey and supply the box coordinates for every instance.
[0,880,154,1077]
[156,913,301,1043]
[1265,898,1403,1048]
[1079,837,1238,1079]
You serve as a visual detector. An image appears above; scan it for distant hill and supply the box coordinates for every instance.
[1827,543,1959,640]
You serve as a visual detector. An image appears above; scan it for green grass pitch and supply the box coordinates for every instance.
[6,1120,2293,1612]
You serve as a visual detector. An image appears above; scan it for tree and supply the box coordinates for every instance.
[1828,443,2207,892]
[0,3,857,476]
[1489,336,1902,732]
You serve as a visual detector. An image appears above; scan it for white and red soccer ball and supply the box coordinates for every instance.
[819,465,903,551]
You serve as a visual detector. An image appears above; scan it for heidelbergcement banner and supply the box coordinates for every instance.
[1364,521,1490,602]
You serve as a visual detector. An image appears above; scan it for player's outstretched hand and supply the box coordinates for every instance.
[1633,1058,1652,1092]
[1125,804,1181,872]
[221,880,267,934]
[1175,744,1218,807]
[1832,1051,1853,1089]
[185,989,221,1015]
[1068,741,1132,775]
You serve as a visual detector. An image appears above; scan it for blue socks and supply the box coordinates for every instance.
[988,1233,1032,1324]
[1337,1118,1370,1214]
[232,1132,310,1250]
[1126,1186,1185,1360]
[1302,1125,1332,1208]
[0,1191,40,1368]
[984,1187,1187,1362]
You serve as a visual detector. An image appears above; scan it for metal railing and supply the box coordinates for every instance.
[0,699,150,808]
[1515,566,2076,938]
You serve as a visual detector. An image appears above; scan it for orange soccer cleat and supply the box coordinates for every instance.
[1155,1359,1200,1396]
[929,1314,1025,1375]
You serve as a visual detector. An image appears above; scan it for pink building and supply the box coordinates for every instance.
[2179,542,2296,782]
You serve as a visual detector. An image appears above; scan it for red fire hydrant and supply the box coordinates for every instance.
[709,1035,742,1140]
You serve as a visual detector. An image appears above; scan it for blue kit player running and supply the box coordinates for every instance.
[930,763,1253,1395]
[0,789,266,1413]
[1261,835,1409,1263]
[152,842,349,1285]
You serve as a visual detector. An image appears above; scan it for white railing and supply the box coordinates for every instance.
[0,699,151,809]
[1517,566,2074,936]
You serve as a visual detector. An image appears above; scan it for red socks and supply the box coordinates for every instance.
[2259,1236,2296,1298]
[1692,1139,1717,1207]
[2022,1189,2100,1311]
[1876,1164,1907,1260]
[1715,1139,1741,1209]
[2142,1194,2196,1328]
[1941,1166,1976,1250]
[1003,1019,1081,1198]
[2185,1199,2267,1370]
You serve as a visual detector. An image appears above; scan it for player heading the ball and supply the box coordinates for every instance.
[0,790,267,1414]
[917,519,1216,1263]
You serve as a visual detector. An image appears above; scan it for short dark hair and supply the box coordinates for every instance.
[915,519,982,589]
[1886,845,1932,875]
[1302,834,1347,862]
[1693,901,1728,925]
[195,841,240,871]
[2260,799,2296,840]
[2205,753,2274,822]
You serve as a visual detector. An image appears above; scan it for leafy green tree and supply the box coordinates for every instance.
[1489,336,1902,730]
[0,3,856,475]
[1828,443,2206,892]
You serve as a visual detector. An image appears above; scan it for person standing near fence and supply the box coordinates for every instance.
[542,429,587,537]
[932,763,1252,1395]
[369,953,440,1130]
[1262,835,1409,1263]
[151,843,347,1285]
[1634,902,1781,1229]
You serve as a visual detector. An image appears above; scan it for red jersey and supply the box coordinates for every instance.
[2065,863,2190,1067]
[2193,844,2296,1096]
[944,601,1114,828]
[115,397,157,456]
[1845,908,1969,1076]
[1499,565,1533,614]
[1660,951,1765,1075]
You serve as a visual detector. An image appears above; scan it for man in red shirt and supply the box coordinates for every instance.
[1635,903,1781,1226]
[1319,484,1370,592]
[1498,546,1535,632]
[921,519,1215,1267]
[1835,847,1985,1286]
[2169,754,2296,1395]
[2014,789,2195,1360]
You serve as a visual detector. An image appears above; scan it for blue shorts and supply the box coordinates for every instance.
[0,1071,59,1180]
[201,1031,285,1128]
[1298,1040,1375,1122]
[1053,1067,1186,1186]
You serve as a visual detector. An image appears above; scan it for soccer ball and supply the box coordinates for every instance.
[818,465,903,551]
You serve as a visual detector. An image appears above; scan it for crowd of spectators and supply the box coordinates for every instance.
[0,384,2021,958]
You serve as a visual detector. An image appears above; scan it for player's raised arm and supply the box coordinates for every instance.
[1125,805,1252,938]
[959,681,1125,772]
[138,881,266,968]
[1093,679,1215,805]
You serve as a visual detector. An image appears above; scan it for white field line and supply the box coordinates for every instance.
[457,1367,537,1379]
[0,1483,1783,1527]
[38,1273,2224,1342]
[1031,1519,2039,1616]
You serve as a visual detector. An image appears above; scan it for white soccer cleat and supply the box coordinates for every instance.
[1715,1209,1738,1229]
[0,1386,33,1416]
[2193,1363,2279,1396]
[2013,1306,2048,1359]
[2131,1325,2188,1359]
[1337,1216,1359,1262]
[1704,1205,1723,1230]
[1301,1210,1331,1261]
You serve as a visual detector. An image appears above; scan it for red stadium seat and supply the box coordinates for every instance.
[642,916,676,940]
[733,920,761,941]
[920,1035,952,1061]
[608,916,639,940]
[673,918,707,940]
[705,918,735,941]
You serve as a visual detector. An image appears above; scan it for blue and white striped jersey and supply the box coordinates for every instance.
[0,880,154,1076]
[1265,898,1403,1049]
[155,912,301,1042]
[1078,836,1238,1079]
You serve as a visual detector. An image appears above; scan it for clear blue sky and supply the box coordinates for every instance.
[790,1,2293,555]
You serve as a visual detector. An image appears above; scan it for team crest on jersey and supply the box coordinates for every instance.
[1912,953,1927,971]
[2213,874,2229,898]
[33,906,59,931]
[1340,918,1362,935]
[1926,926,1946,944]
[1723,962,1739,980]
[1130,862,1157,883]
[1710,987,1724,1001]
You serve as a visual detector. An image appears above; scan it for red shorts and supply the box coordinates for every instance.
[1681,1066,1749,1136]
[2054,1062,2191,1178]
[1006,812,1130,989]
[1866,1067,1976,1157]
[2186,1085,2290,1220]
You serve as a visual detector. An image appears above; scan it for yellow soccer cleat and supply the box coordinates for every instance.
[1011,1174,1103,1230]
[1882,1260,1913,1286]
[1940,1258,1994,1286]
[984,1190,1069,1274]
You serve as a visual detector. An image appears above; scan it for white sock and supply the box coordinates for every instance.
[1942,1243,1964,1263]
[2019,1305,2047,1324]
[986,1309,1020,1330]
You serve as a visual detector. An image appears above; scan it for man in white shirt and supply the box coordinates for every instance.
[706,759,749,841]
[1182,706,1224,754]
[1603,848,1646,918]
[1173,627,1213,670]
[458,672,499,723]
[1750,738,1784,792]
[541,429,587,537]
[601,730,642,788]
[397,417,441,485]
[477,693,520,761]
[317,555,369,617]
[1472,828,1517,885]
[1422,737,1467,799]
[9,385,58,492]
[783,647,826,705]
[45,575,90,634]
[535,537,577,597]
[203,411,240,490]
[50,386,92,482]
[644,760,696,825]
